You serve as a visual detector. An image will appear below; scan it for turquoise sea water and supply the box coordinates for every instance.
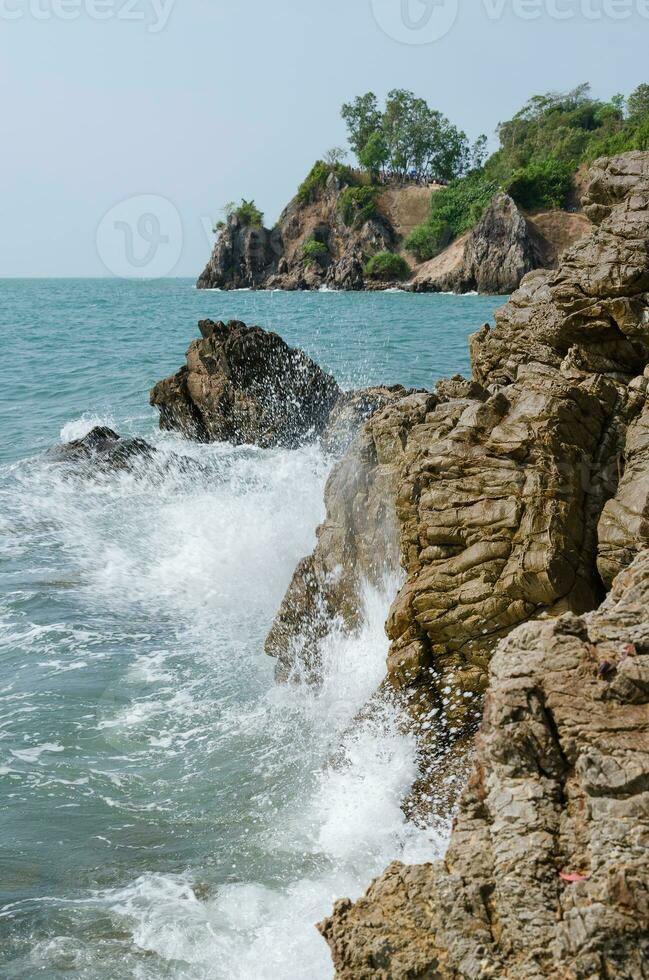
[0,280,505,979]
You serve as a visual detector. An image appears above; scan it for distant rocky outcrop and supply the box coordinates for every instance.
[196,215,282,290]
[197,176,590,295]
[197,172,396,292]
[412,192,559,294]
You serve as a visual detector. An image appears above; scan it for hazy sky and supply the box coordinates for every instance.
[1,0,646,276]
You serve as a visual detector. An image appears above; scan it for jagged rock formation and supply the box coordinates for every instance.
[318,549,649,979]
[268,153,649,747]
[411,193,547,294]
[309,151,649,978]
[150,319,341,448]
[197,172,396,292]
[197,177,585,295]
[196,215,283,290]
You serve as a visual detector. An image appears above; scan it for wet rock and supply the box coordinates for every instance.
[150,319,341,448]
[319,548,649,978]
[47,426,156,469]
[321,385,417,456]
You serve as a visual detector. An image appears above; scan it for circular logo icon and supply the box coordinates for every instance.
[371,0,459,44]
[96,194,183,278]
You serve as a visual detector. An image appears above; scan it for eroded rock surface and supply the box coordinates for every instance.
[269,153,649,751]
[150,319,341,448]
[319,549,649,979]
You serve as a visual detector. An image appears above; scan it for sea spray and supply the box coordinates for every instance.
[1,422,444,978]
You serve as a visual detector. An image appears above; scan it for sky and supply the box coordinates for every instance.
[1,0,647,277]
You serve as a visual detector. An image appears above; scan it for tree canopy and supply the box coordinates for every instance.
[341,89,485,182]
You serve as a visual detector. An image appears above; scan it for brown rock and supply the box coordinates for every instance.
[150,319,340,448]
[411,193,546,295]
[319,549,649,978]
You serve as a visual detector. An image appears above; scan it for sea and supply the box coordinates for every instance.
[0,280,505,979]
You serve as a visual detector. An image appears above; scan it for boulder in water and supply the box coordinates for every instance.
[150,319,341,448]
[47,426,156,469]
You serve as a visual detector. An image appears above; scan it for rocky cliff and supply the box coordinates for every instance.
[309,151,649,977]
[197,176,590,295]
[319,550,649,978]
[159,151,649,977]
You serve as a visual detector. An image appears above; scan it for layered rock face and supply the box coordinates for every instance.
[150,319,341,448]
[311,151,649,977]
[269,153,649,745]
[411,193,548,294]
[319,549,649,979]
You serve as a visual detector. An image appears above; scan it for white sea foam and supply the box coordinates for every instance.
[5,429,444,979]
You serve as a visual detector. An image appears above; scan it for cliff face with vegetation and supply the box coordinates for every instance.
[159,151,649,978]
[197,175,588,295]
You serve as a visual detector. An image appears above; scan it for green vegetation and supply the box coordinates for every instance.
[338,186,379,228]
[405,82,649,262]
[405,173,498,261]
[364,251,410,281]
[342,89,484,182]
[218,199,264,229]
[302,237,329,266]
[297,160,360,204]
[506,159,574,211]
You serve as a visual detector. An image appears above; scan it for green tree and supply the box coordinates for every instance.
[358,131,389,177]
[341,93,382,157]
[627,84,649,123]
[364,251,410,281]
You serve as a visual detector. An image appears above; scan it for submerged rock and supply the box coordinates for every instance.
[150,319,341,449]
[47,426,156,469]
[46,425,204,479]
[319,548,649,978]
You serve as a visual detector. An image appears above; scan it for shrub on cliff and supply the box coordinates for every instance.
[506,159,574,210]
[221,199,264,227]
[297,161,360,205]
[405,173,498,261]
[302,238,329,266]
[338,186,379,228]
[364,252,410,281]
